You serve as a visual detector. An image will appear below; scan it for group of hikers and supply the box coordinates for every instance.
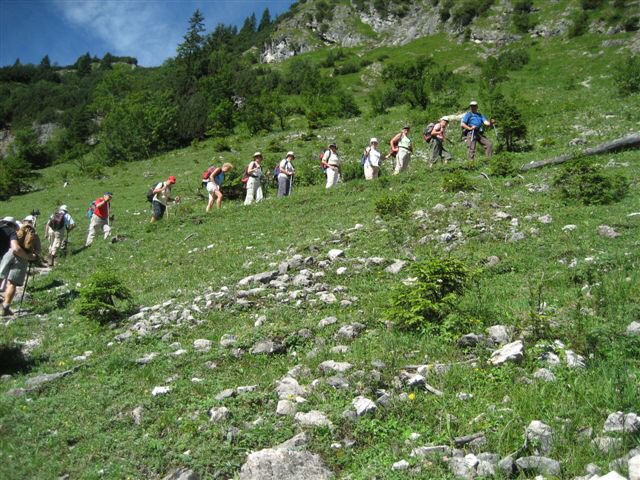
[0,101,495,317]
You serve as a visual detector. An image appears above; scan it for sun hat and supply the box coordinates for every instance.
[59,205,68,212]
[286,151,295,158]
[469,101,478,106]
[440,116,449,122]
[23,215,35,224]
[402,125,410,129]
[328,143,337,148]
[370,137,378,144]
[253,151,262,158]
[168,175,176,184]
[1,216,18,227]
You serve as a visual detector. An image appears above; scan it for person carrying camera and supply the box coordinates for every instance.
[0,216,41,316]
[85,192,113,246]
[150,176,180,223]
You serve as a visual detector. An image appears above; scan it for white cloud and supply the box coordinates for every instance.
[52,0,182,66]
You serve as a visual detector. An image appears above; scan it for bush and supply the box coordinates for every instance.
[75,270,134,324]
[385,258,468,332]
[374,192,410,219]
[489,154,518,177]
[442,170,474,192]
[553,160,629,205]
[568,11,590,38]
[497,48,529,71]
[212,138,231,152]
[613,55,640,95]
[489,92,528,152]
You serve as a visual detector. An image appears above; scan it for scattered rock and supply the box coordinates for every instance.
[459,333,486,348]
[327,249,344,261]
[597,472,627,480]
[562,224,577,232]
[604,411,640,433]
[318,316,338,328]
[208,407,230,423]
[592,436,623,454]
[627,321,640,336]
[385,260,407,274]
[132,406,144,425]
[629,454,640,480]
[276,399,297,416]
[220,334,237,347]
[318,360,353,374]
[392,460,410,471]
[533,368,556,382]
[485,256,500,267]
[515,456,561,476]
[454,432,486,448]
[152,386,171,396]
[251,340,286,355]
[162,468,199,480]
[295,410,333,428]
[488,340,524,366]
[525,421,554,455]
[564,350,586,369]
[598,225,620,238]
[487,325,511,346]
[538,214,553,224]
[214,389,235,403]
[136,352,159,365]
[352,396,377,416]
[450,454,479,480]
[411,445,451,458]
[335,322,365,340]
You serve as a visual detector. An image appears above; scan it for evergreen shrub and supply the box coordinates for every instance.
[385,258,468,332]
[75,270,134,324]
[553,161,629,205]
[374,192,410,219]
[442,170,474,192]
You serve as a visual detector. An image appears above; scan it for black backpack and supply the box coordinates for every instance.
[50,211,66,230]
[0,222,13,258]
[146,183,159,203]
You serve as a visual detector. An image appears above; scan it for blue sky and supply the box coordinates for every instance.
[0,0,296,67]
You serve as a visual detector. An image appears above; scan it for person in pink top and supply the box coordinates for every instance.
[429,117,452,167]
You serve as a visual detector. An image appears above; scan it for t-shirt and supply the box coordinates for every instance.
[93,197,110,219]
[462,111,488,132]
[278,159,295,177]
[49,212,75,230]
[153,182,171,206]
[248,162,263,178]
[364,147,381,167]
[398,134,412,150]
[322,151,341,166]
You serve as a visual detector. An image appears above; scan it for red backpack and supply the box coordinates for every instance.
[202,166,216,180]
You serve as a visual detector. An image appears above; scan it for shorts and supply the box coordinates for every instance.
[152,200,166,220]
[0,251,28,286]
[206,182,220,193]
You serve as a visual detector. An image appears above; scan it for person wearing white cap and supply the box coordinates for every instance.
[461,101,495,161]
[321,143,341,189]
[244,152,264,205]
[45,205,76,267]
[277,151,296,197]
[0,216,40,316]
[429,117,452,167]
[362,137,381,180]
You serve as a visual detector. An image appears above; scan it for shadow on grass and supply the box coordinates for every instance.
[0,344,43,375]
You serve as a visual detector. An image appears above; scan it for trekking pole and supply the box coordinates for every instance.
[16,263,32,317]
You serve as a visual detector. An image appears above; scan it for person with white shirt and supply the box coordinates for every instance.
[362,137,381,180]
[321,143,341,189]
[244,152,264,205]
[277,151,296,197]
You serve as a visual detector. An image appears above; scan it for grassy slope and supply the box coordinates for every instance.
[1,29,639,479]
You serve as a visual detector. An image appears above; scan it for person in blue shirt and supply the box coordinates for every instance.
[461,101,496,161]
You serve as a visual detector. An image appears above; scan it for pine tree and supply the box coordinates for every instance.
[258,8,271,31]
[40,55,51,69]
[176,9,206,86]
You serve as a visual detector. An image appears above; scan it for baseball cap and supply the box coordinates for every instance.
[168,176,176,184]
[1,216,18,228]
[59,205,68,212]
[370,137,378,144]
[286,151,295,158]
[469,101,478,106]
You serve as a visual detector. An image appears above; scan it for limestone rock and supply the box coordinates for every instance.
[193,339,211,352]
[276,377,306,399]
[318,360,353,374]
[392,460,409,471]
[533,368,556,382]
[487,325,511,345]
[352,396,377,416]
[489,340,524,366]
[629,454,640,480]
[335,322,365,340]
[208,407,230,423]
[604,411,640,433]
[327,249,344,261]
[251,340,286,355]
[592,436,622,454]
[220,334,237,347]
[318,316,338,328]
[152,386,171,396]
[449,454,479,480]
[385,260,407,274]
[515,456,561,476]
[295,410,333,428]
[215,388,236,401]
[627,321,640,336]
[598,225,620,238]
[277,399,297,416]
[459,333,486,348]
[525,420,554,455]
[162,468,199,480]
[239,447,332,480]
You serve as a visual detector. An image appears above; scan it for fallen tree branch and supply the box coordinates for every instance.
[521,132,640,171]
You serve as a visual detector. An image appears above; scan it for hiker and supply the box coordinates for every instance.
[362,137,381,180]
[461,100,495,161]
[202,165,216,190]
[0,216,41,316]
[277,151,296,197]
[321,143,341,189]
[45,205,75,267]
[390,125,413,174]
[85,192,113,246]
[150,176,180,223]
[429,117,452,167]
[244,152,264,205]
[205,163,233,212]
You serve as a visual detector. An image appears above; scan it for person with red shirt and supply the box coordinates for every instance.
[85,192,113,246]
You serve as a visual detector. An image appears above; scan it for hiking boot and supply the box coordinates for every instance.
[1,305,14,317]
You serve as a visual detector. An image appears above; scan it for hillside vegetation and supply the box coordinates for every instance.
[1,1,640,479]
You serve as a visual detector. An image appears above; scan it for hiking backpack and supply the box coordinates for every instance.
[423,122,436,143]
[146,183,157,203]
[202,166,216,180]
[320,151,329,171]
[273,165,281,181]
[17,224,40,254]
[86,201,97,219]
[0,221,13,258]
[50,211,66,231]
[360,148,370,166]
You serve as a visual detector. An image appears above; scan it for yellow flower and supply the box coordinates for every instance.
[408,392,416,401]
